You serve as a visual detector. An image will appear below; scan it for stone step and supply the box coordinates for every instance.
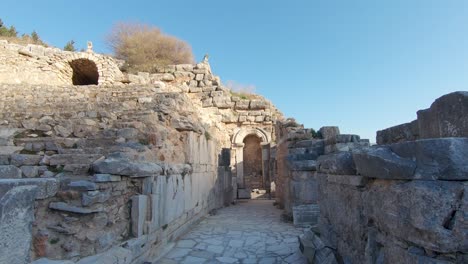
[49,202,102,214]
[0,146,24,155]
[49,154,104,166]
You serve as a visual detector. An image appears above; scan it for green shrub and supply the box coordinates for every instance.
[63,40,76,51]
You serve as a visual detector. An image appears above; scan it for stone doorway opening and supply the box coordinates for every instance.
[243,135,263,190]
[69,59,99,85]
[232,128,271,199]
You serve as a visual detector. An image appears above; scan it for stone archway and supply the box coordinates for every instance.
[69,58,99,85]
[232,127,271,199]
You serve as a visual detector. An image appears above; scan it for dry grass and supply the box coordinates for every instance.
[0,36,48,46]
[106,22,194,73]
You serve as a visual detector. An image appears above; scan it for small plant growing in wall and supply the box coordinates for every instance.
[64,40,76,51]
[204,131,212,141]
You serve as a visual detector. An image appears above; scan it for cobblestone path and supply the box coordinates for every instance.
[156,199,307,264]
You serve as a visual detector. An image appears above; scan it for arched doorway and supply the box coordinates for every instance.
[69,59,99,85]
[243,135,262,189]
[232,128,271,199]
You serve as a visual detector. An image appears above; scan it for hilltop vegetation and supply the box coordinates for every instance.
[106,22,194,73]
[0,18,47,46]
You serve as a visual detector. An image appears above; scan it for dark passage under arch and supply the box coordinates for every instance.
[69,59,99,85]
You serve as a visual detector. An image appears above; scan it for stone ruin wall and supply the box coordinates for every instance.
[0,40,124,86]
[0,41,283,264]
[272,92,468,264]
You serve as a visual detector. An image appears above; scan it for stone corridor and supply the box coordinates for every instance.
[155,200,307,264]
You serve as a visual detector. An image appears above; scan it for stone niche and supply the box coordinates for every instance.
[69,59,99,85]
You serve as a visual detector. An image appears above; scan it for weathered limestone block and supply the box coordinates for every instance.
[82,191,111,207]
[319,126,340,143]
[317,152,356,175]
[0,165,22,178]
[49,202,102,214]
[316,172,367,263]
[255,115,264,122]
[0,127,23,146]
[0,185,38,264]
[299,229,338,264]
[293,204,320,227]
[363,180,467,253]
[417,91,468,139]
[249,99,267,110]
[10,154,42,166]
[355,138,468,180]
[66,180,97,191]
[49,154,103,166]
[131,195,148,237]
[291,139,325,156]
[117,128,139,139]
[325,141,369,154]
[289,160,317,171]
[287,152,320,161]
[376,120,419,145]
[353,146,416,180]
[212,96,233,108]
[0,155,9,165]
[389,138,468,180]
[171,117,203,133]
[93,174,122,182]
[202,98,213,107]
[235,100,250,110]
[20,165,39,178]
[336,134,360,143]
[291,171,319,205]
[0,178,57,199]
[0,146,24,155]
[92,158,163,177]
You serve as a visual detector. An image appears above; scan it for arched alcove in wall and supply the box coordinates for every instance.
[69,59,99,85]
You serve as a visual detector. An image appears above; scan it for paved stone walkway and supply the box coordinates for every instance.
[156,200,307,264]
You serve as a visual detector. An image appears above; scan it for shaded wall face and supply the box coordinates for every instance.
[243,135,262,189]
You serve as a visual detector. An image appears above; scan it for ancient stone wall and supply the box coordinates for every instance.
[272,120,369,221]
[0,81,237,263]
[295,93,467,264]
[0,40,124,86]
[0,42,283,263]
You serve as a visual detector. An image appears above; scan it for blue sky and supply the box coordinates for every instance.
[2,1,468,141]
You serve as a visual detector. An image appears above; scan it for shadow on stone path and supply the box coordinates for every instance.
[156,200,307,264]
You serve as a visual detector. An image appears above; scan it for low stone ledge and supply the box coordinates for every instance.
[75,246,132,264]
[49,154,104,166]
[92,158,163,177]
[49,202,102,214]
[31,258,74,264]
[92,174,122,182]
